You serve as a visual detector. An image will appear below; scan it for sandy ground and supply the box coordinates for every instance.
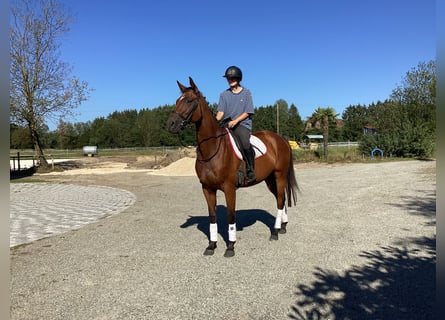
[33,154,352,178]
[32,156,196,176]
[11,156,436,319]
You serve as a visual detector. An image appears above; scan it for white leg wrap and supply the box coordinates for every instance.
[228,223,236,242]
[274,209,284,229]
[282,206,289,223]
[210,223,218,242]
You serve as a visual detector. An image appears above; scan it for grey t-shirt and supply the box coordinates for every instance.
[217,87,254,130]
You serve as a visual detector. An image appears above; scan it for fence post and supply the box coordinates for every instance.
[17,152,21,172]
[11,156,16,171]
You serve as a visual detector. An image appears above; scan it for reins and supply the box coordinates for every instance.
[173,90,228,162]
[196,130,228,163]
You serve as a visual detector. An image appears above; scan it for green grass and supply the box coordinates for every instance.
[292,146,414,164]
[10,177,49,183]
[10,147,181,159]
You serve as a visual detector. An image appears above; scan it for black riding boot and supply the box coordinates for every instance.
[244,147,256,183]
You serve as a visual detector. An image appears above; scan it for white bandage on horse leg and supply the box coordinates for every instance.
[210,223,218,242]
[228,223,236,242]
[274,209,284,229]
[281,206,289,223]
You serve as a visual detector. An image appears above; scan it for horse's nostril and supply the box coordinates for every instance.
[166,119,178,133]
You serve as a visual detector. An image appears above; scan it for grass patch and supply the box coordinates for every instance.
[10,177,48,183]
[10,147,181,159]
[292,146,416,164]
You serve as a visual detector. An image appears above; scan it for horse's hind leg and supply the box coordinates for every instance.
[277,206,288,234]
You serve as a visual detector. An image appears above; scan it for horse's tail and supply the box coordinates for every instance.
[286,150,299,207]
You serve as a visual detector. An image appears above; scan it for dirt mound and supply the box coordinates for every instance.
[149,157,196,176]
[36,152,198,176]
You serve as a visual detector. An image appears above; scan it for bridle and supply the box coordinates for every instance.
[173,90,201,130]
[172,89,228,162]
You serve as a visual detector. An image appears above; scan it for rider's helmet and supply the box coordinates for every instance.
[223,66,242,81]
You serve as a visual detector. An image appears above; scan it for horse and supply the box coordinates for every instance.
[166,77,299,257]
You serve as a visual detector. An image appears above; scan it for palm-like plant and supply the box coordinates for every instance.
[307,107,339,159]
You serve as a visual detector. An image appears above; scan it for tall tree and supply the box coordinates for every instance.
[342,104,369,141]
[390,60,436,143]
[287,103,304,141]
[56,120,77,149]
[253,105,275,132]
[390,60,436,107]
[275,99,288,136]
[307,107,339,159]
[10,0,91,165]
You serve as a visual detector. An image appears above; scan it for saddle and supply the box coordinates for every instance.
[226,128,267,160]
[225,128,267,186]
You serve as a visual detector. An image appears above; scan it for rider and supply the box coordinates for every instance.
[216,65,256,183]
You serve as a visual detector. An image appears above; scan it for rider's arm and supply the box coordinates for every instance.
[229,112,250,128]
[233,112,249,124]
[215,111,224,121]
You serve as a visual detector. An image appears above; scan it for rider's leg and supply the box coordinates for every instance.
[233,125,256,182]
[244,146,256,182]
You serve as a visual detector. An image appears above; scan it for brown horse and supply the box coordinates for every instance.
[166,77,298,257]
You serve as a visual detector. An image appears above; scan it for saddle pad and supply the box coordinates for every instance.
[226,128,267,160]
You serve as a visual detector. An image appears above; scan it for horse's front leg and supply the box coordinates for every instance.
[223,186,237,257]
[202,186,218,255]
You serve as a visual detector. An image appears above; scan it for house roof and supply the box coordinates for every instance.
[305,135,324,139]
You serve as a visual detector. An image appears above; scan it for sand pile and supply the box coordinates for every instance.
[36,155,198,177]
[148,157,196,176]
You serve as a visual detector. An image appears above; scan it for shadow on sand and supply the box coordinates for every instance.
[180,205,276,244]
[288,190,436,319]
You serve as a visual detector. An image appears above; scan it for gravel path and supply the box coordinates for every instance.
[10,160,436,320]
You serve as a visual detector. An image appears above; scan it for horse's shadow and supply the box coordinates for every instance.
[180,205,276,244]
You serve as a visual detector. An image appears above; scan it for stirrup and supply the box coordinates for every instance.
[246,170,256,183]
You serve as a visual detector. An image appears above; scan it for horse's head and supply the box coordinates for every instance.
[166,77,203,133]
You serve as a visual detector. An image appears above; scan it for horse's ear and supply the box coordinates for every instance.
[177,80,187,93]
[189,77,198,91]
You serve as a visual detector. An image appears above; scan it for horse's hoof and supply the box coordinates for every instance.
[224,249,235,257]
[204,241,217,255]
[270,229,279,240]
[270,234,279,241]
[279,222,287,234]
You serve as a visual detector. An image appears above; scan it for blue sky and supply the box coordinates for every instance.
[56,0,435,131]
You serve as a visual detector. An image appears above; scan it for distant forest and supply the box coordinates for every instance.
[10,61,436,159]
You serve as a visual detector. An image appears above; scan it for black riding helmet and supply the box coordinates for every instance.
[223,66,242,81]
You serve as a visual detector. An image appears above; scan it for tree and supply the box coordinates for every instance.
[287,103,304,141]
[10,124,33,149]
[10,0,91,165]
[56,120,77,149]
[390,60,435,156]
[359,60,436,158]
[307,107,339,159]
[390,60,436,107]
[342,104,369,141]
[275,99,288,136]
[253,105,276,132]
